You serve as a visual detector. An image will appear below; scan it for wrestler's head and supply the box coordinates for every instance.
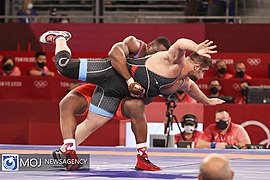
[146,36,171,54]
[187,52,213,81]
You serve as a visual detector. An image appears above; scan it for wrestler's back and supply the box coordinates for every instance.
[145,51,184,79]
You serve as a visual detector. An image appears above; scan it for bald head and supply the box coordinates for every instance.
[198,154,234,180]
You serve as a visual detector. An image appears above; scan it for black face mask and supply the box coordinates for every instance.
[236,71,245,78]
[3,64,14,71]
[218,67,226,75]
[241,89,247,96]
[216,120,229,130]
[37,62,46,69]
[210,87,219,95]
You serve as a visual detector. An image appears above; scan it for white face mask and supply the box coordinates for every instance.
[61,19,69,24]
[27,3,33,9]
[184,125,195,134]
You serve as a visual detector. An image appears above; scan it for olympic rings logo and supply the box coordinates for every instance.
[34,80,48,88]
[247,58,261,66]
[232,83,240,91]
[241,120,270,147]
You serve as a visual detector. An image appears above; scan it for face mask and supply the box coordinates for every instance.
[210,87,219,95]
[216,120,229,130]
[3,64,14,71]
[241,89,247,96]
[37,62,46,69]
[218,67,226,75]
[27,3,33,9]
[61,19,69,24]
[236,70,245,78]
[184,125,195,134]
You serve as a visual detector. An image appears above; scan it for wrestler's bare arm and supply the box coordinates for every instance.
[180,77,224,105]
[108,36,141,81]
[167,38,217,63]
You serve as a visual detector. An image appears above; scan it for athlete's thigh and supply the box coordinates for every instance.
[70,84,96,115]
[121,98,145,118]
[60,90,88,115]
[89,86,121,117]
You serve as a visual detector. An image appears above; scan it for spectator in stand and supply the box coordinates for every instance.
[197,109,251,149]
[215,60,233,79]
[234,62,252,79]
[174,114,202,148]
[198,153,234,180]
[29,51,55,77]
[208,79,223,97]
[235,81,250,104]
[1,55,21,76]
[16,0,38,23]
[175,90,197,103]
[59,14,70,23]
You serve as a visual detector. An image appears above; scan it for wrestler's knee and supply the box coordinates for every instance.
[59,96,79,115]
[55,50,79,79]
[124,98,145,117]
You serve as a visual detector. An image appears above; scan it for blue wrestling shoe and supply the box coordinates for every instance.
[39,30,71,44]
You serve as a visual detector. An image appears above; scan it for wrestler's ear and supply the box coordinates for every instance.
[194,64,200,71]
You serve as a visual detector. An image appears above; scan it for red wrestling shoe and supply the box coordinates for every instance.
[135,153,161,171]
[39,30,71,44]
[64,150,82,171]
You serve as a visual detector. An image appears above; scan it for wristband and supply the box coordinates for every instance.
[126,77,135,86]
[211,142,217,149]
[41,71,46,76]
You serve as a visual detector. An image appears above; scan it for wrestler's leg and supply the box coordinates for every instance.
[59,91,88,141]
[75,86,120,145]
[75,111,111,145]
[121,98,161,171]
[122,98,147,144]
[55,38,71,55]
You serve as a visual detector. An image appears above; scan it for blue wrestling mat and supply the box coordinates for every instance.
[0,145,270,179]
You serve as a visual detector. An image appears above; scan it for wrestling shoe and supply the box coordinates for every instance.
[52,149,81,171]
[52,149,67,167]
[135,153,161,171]
[39,30,71,44]
[64,149,82,171]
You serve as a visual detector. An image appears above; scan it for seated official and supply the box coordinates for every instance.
[29,51,55,77]
[197,109,251,149]
[1,55,21,76]
[175,114,203,148]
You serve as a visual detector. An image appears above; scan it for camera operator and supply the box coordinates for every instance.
[175,114,203,148]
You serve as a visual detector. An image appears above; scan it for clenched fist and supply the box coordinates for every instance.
[128,82,145,98]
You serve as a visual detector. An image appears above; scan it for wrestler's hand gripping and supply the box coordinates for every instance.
[128,82,145,98]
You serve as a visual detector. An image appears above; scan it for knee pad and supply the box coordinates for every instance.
[55,50,80,79]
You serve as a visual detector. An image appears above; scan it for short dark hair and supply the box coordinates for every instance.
[3,55,15,65]
[215,59,225,67]
[210,79,221,85]
[152,36,171,50]
[234,62,244,69]
[35,51,46,58]
[189,52,213,68]
[216,109,229,114]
